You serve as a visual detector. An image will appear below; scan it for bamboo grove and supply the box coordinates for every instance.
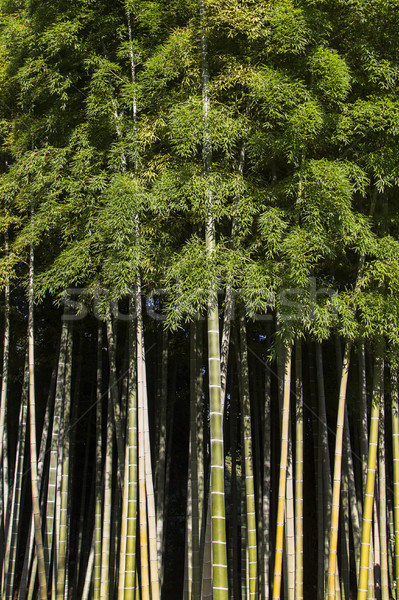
[1,0,399,598]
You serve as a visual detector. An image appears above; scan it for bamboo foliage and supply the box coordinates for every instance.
[1,1,399,599]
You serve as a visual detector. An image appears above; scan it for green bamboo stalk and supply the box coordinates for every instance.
[56,325,73,599]
[391,358,399,599]
[19,365,56,600]
[341,448,350,600]
[156,330,168,587]
[387,492,395,600]
[82,530,95,600]
[0,231,10,570]
[4,354,28,599]
[28,237,48,600]
[373,494,381,598]
[316,342,332,592]
[344,407,361,580]
[308,343,324,600]
[94,322,103,600]
[285,441,296,600]
[240,416,247,600]
[263,359,272,600]
[228,384,240,600]
[357,342,384,600]
[252,362,263,600]
[118,440,129,599]
[378,399,389,600]
[200,0,228,596]
[106,313,124,480]
[358,343,375,596]
[45,322,69,584]
[100,334,115,599]
[295,339,304,600]
[137,287,150,600]
[239,316,258,599]
[123,310,138,599]
[138,304,160,600]
[202,283,234,600]
[184,447,193,600]
[185,323,201,600]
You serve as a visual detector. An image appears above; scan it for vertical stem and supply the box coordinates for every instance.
[238,316,257,599]
[56,326,72,599]
[357,342,384,600]
[378,395,389,600]
[327,343,351,600]
[100,319,114,599]
[156,330,168,586]
[187,323,201,599]
[316,342,332,591]
[263,358,272,600]
[28,236,48,600]
[94,322,103,600]
[391,360,399,599]
[272,344,292,600]
[201,0,228,597]
[4,353,29,598]
[295,339,304,600]
[308,343,324,600]
[0,231,9,547]
[137,286,151,600]
[124,306,138,598]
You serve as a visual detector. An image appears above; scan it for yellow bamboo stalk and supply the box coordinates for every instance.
[357,342,384,600]
[327,343,351,599]
[272,344,292,600]
[136,285,151,600]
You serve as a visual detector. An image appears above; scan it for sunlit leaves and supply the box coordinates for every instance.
[248,67,308,124]
[258,207,288,258]
[167,96,243,158]
[308,46,351,103]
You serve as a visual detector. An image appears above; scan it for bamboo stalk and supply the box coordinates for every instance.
[295,339,304,600]
[327,343,351,600]
[378,397,389,600]
[3,354,29,598]
[100,331,115,599]
[391,359,399,599]
[94,322,103,600]
[239,316,258,599]
[0,231,10,574]
[357,342,384,600]
[28,237,48,600]
[123,309,138,599]
[272,344,292,600]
